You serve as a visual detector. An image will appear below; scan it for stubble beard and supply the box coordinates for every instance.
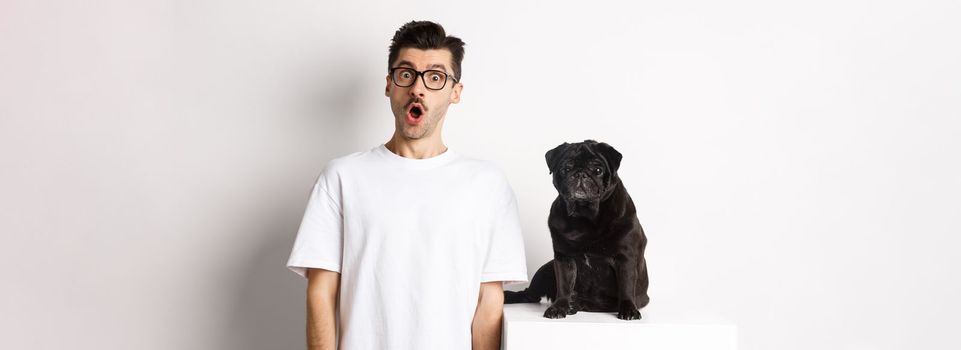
[399,112,433,140]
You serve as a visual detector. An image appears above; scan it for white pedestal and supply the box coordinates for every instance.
[502,303,738,350]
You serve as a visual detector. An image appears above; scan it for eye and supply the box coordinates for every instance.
[593,167,603,175]
[400,71,413,79]
[428,72,443,81]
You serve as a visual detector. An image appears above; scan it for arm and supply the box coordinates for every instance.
[471,281,505,350]
[306,268,340,350]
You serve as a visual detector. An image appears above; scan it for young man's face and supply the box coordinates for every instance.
[385,48,463,140]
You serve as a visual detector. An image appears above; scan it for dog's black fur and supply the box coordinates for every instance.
[504,140,649,320]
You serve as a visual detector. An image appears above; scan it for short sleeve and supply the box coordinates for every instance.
[480,178,529,285]
[286,170,344,278]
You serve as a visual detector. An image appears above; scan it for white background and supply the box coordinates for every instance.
[2,1,959,349]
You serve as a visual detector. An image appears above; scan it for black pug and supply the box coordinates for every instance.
[504,140,649,320]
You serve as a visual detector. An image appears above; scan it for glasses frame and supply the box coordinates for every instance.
[388,67,459,91]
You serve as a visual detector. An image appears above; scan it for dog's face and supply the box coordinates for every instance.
[545,140,622,201]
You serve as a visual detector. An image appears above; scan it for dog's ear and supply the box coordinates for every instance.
[545,142,572,174]
[593,142,622,173]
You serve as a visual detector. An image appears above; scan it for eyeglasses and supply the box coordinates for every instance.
[389,67,458,90]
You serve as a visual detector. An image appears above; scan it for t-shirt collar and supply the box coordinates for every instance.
[375,143,458,169]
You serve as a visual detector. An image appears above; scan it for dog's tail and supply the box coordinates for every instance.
[504,261,556,304]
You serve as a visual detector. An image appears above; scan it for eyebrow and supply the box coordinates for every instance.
[394,60,450,73]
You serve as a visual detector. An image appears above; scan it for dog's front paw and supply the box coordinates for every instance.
[616,302,641,320]
[544,305,568,319]
[544,300,574,319]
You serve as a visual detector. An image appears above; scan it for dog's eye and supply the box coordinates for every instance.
[594,167,603,175]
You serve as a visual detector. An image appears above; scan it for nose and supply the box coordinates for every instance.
[408,74,427,98]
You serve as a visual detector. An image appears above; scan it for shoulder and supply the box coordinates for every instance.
[310,148,378,190]
[453,154,510,184]
[320,147,377,175]
[452,155,516,209]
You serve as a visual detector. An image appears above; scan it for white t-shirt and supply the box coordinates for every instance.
[286,143,529,350]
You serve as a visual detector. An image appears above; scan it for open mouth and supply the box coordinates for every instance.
[407,103,424,119]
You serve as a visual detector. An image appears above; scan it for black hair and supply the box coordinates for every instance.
[388,21,465,82]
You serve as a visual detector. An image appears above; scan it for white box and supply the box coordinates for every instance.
[502,302,738,350]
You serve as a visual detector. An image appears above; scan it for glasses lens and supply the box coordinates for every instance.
[392,68,415,87]
[424,70,447,90]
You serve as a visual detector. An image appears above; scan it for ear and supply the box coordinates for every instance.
[449,82,463,104]
[594,142,622,173]
[545,142,572,174]
[385,74,391,97]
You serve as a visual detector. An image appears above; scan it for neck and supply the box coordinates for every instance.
[385,135,448,159]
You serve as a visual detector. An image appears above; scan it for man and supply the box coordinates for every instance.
[286,21,529,350]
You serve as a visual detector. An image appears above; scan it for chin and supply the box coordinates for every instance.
[403,127,429,140]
